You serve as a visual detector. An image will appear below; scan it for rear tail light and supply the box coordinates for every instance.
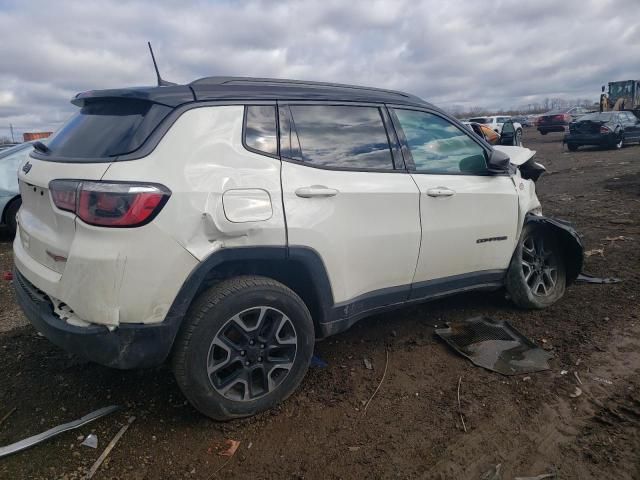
[49,180,170,227]
[600,125,611,134]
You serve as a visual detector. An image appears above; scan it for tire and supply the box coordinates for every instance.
[172,275,314,420]
[567,143,579,152]
[506,224,566,309]
[540,131,547,136]
[612,134,624,150]
[4,197,21,238]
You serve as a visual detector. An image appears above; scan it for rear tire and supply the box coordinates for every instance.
[567,143,578,151]
[506,224,566,309]
[172,275,314,421]
[540,131,548,136]
[4,197,21,238]
[612,135,624,150]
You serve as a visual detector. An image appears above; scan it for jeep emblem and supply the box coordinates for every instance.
[22,162,32,174]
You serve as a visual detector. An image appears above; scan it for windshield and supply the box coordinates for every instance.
[578,112,615,122]
[497,117,510,123]
[44,99,171,161]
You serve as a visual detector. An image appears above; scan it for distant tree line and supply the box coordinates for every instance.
[446,97,599,119]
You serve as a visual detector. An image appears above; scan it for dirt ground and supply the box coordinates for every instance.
[1,130,639,480]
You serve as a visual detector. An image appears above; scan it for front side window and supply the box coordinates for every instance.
[393,109,487,174]
[244,105,278,156]
[288,105,394,170]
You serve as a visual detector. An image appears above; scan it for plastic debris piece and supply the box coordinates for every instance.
[560,370,568,375]
[584,248,604,258]
[576,273,621,284]
[2,271,12,281]
[86,416,135,479]
[220,439,240,457]
[590,375,613,385]
[310,355,328,368]
[435,317,552,375]
[480,463,502,480]
[81,433,98,449]
[569,387,582,398]
[363,358,373,370]
[0,405,120,458]
[515,474,556,480]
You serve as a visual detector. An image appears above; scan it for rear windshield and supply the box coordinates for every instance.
[578,112,615,121]
[468,117,489,124]
[45,99,171,161]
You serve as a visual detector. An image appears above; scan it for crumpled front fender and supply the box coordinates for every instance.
[524,213,584,285]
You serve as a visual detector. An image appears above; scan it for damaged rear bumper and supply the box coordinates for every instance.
[13,268,176,369]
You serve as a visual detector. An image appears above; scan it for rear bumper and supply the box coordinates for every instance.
[564,132,617,146]
[537,125,567,133]
[13,268,177,369]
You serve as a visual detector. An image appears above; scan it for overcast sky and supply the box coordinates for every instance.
[1,0,639,139]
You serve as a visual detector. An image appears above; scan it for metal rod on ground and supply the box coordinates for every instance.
[362,348,389,416]
[85,416,135,480]
[457,376,467,433]
[0,407,16,428]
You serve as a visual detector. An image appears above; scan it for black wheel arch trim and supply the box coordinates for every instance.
[523,213,584,285]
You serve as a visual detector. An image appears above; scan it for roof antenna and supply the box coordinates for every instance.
[148,42,176,87]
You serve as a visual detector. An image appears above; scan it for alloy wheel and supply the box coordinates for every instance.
[521,235,558,297]
[207,306,297,402]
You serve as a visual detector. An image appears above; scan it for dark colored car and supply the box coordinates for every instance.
[564,111,640,151]
[536,107,590,135]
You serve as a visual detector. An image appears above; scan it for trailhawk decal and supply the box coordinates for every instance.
[476,236,508,244]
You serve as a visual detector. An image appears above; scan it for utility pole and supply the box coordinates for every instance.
[9,124,15,143]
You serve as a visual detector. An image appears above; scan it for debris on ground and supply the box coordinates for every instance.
[457,376,467,433]
[576,273,621,284]
[515,473,556,480]
[480,463,502,480]
[609,218,633,225]
[219,439,240,457]
[0,405,120,458]
[604,235,633,243]
[584,248,605,257]
[2,271,12,281]
[435,317,552,375]
[363,358,373,370]
[81,433,98,449]
[0,407,16,428]
[589,375,613,385]
[362,348,389,416]
[310,355,328,368]
[85,416,135,479]
[569,387,583,398]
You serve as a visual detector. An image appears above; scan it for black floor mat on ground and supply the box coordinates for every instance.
[435,317,552,375]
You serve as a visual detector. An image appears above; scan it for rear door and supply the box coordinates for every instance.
[621,111,640,140]
[279,103,421,309]
[389,107,519,297]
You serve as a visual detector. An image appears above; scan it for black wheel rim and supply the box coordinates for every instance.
[207,306,297,402]
[521,235,558,297]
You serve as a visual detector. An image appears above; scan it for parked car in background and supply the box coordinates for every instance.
[0,142,37,236]
[464,122,500,144]
[564,111,640,151]
[536,107,590,135]
[464,120,522,146]
[512,116,532,127]
[468,115,517,134]
[0,143,20,152]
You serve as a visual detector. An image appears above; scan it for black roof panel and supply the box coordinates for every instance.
[72,76,430,108]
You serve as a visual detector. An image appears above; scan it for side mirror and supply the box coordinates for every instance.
[487,149,511,174]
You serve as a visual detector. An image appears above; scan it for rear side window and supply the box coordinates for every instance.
[244,105,278,156]
[46,99,171,160]
[288,105,394,170]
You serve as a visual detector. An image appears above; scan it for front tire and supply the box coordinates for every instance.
[506,224,566,309]
[612,134,624,150]
[172,276,314,420]
[567,143,578,151]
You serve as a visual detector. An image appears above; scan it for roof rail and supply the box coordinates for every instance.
[189,76,413,99]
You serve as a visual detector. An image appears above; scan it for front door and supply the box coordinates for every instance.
[279,103,422,311]
[389,107,519,298]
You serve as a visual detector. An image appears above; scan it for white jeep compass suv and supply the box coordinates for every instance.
[13,77,583,420]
